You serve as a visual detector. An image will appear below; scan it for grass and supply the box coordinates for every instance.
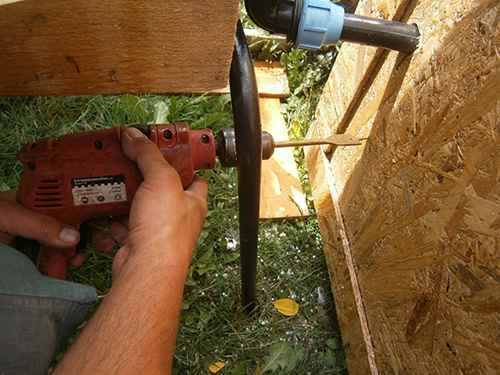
[0,27,346,375]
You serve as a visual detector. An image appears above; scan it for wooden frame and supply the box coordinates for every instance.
[0,0,239,95]
[306,0,500,373]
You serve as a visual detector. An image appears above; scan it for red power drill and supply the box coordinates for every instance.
[17,123,216,279]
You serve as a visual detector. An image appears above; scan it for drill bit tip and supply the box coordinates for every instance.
[274,134,363,148]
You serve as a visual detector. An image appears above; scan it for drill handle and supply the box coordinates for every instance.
[38,245,76,280]
[13,237,77,280]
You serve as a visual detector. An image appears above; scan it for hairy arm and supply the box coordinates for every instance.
[54,128,208,374]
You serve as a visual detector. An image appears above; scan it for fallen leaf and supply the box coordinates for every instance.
[208,361,225,373]
[273,298,299,316]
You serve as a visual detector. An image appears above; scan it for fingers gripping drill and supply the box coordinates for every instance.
[17,124,216,279]
[18,124,357,279]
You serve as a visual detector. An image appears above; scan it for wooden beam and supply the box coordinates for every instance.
[259,97,309,219]
[0,0,239,96]
[252,60,308,220]
[244,28,288,48]
[254,61,291,98]
[211,61,290,97]
[306,0,500,374]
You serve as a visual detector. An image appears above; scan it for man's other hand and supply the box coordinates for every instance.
[0,190,80,248]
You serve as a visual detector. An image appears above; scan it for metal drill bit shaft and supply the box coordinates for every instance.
[274,134,362,148]
[217,128,364,167]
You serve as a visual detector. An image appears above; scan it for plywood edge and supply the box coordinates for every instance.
[306,144,375,375]
[304,3,415,373]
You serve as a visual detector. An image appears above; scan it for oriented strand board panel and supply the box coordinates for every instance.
[306,0,500,374]
[0,0,239,95]
[259,97,309,219]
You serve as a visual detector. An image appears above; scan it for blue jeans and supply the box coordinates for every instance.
[0,244,96,375]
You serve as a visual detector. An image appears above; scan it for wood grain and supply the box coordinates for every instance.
[259,97,309,219]
[253,62,290,98]
[306,0,500,374]
[0,0,239,95]
[211,61,290,97]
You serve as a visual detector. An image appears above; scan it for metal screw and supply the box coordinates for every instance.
[164,129,173,140]
[201,134,210,144]
[94,140,103,150]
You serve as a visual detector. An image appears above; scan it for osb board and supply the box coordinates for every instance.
[259,97,309,219]
[211,61,290,97]
[0,0,239,95]
[306,0,500,374]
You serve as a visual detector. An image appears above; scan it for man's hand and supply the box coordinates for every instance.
[0,190,80,248]
[55,127,208,375]
[0,189,128,266]
[111,127,208,278]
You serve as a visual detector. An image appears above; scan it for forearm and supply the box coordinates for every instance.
[55,128,207,374]
[55,245,191,375]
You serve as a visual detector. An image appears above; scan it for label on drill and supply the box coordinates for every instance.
[71,175,127,206]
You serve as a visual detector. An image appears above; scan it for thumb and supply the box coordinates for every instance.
[121,127,183,192]
[0,201,80,248]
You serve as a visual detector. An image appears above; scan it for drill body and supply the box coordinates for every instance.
[17,123,216,279]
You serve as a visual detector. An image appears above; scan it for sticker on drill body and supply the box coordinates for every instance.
[72,175,127,206]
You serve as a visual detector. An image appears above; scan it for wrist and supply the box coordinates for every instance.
[122,242,194,278]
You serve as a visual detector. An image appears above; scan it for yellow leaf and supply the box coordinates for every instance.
[273,298,299,316]
[208,361,225,373]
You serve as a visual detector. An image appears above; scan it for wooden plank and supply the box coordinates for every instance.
[306,0,500,374]
[259,97,309,219]
[254,61,290,98]
[251,60,306,219]
[0,1,23,5]
[244,28,288,50]
[0,0,239,95]
[306,2,415,373]
[211,61,290,97]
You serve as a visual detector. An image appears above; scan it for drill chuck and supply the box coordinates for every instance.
[216,128,275,167]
